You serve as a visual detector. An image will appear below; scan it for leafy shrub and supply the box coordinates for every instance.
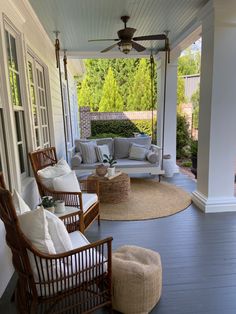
[91,119,156,138]
[181,161,192,167]
[89,133,121,139]
[176,114,191,159]
[190,140,198,157]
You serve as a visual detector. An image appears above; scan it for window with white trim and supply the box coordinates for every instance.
[5,27,28,178]
[27,53,50,149]
[62,84,72,147]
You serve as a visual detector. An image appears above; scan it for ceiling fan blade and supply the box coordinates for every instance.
[101,42,118,53]
[88,38,119,42]
[133,34,167,41]
[132,41,146,52]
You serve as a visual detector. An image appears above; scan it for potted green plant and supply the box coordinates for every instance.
[41,196,56,213]
[103,154,117,177]
[190,140,198,178]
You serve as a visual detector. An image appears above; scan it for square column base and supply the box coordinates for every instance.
[192,191,236,213]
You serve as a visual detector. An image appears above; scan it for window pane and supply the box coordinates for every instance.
[14,111,22,141]
[5,31,11,67]
[36,69,41,88]
[9,71,16,106]
[35,128,40,147]
[10,34,18,71]
[30,85,36,105]
[41,90,45,107]
[14,73,22,106]
[18,144,25,173]
[28,61,34,84]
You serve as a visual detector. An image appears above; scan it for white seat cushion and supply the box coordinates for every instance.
[69,230,90,249]
[82,193,98,212]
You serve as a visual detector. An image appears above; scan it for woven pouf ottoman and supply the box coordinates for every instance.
[112,245,162,314]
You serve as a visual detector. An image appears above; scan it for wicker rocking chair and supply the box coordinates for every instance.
[28,147,100,233]
[0,172,113,313]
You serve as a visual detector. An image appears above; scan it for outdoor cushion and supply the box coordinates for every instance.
[129,143,148,161]
[53,171,81,192]
[37,159,71,189]
[147,151,159,164]
[69,230,90,248]
[45,210,73,254]
[76,159,157,169]
[71,152,83,168]
[13,190,31,215]
[74,139,91,153]
[95,144,110,162]
[114,137,151,159]
[79,141,98,164]
[96,138,114,156]
[18,207,56,255]
[82,193,98,212]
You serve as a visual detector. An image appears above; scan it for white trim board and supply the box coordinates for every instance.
[192,190,236,213]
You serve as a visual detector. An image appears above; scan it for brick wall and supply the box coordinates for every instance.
[79,106,91,138]
[79,106,157,138]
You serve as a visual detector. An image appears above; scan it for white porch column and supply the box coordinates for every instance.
[192,0,236,212]
[156,53,179,172]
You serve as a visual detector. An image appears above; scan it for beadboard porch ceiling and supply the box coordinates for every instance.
[29,0,207,58]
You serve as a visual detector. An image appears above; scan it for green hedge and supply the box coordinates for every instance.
[91,119,156,138]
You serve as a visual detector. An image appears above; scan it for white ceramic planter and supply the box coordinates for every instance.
[55,200,65,213]
[107,167,115,177]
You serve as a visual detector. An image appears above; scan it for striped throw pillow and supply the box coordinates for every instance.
[80,141,98,164]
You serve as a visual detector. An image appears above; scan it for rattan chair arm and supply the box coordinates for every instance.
[30,236,113,259]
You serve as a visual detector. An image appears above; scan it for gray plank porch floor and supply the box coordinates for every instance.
[1,173,236,313]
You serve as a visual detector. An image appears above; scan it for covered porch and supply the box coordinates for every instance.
[1,0,236,312]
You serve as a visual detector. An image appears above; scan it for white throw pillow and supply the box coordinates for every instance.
[18,207,56,254]
[79,141,98,164]
[129,143,148,161]
[95,145,110,162]
[37,159,71,189]
[12,190,31,215]
[53,171,81,192]
[45,210,73,254]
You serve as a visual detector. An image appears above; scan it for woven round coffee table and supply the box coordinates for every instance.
[88,173,130,204]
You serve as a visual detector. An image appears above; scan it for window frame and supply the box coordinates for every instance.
[4,23,29,179]
[26,51,51,149]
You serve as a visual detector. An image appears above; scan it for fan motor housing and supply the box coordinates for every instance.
[117,28,136,40]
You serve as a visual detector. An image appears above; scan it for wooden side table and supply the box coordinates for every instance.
[88,173,130,204]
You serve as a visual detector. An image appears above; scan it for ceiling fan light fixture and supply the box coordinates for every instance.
[119,41,132,54]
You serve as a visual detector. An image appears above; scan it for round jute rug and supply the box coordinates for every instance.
[100,178,191,221]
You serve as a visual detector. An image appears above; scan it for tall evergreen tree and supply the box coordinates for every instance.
[78,78,92,107]
[127,59,152,111]
[99,67,123,112]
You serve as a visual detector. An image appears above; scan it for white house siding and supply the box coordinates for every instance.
[0,0,79,296]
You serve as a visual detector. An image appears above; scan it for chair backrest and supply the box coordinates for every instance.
[28,147,58,196]
[0,172,36,299]
[28,147,58,175]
